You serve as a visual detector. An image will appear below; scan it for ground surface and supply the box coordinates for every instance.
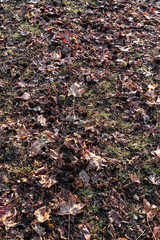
[0,0,160,239]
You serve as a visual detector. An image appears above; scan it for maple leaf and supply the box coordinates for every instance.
[84,151,107,171]
[34,206,51,223]
[56,192,85,216]
[68,82,86,97]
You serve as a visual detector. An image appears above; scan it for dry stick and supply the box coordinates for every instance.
[73,96,76,118]
[135,229,146,240]
[68,214,71,240]
[147,215,157,240]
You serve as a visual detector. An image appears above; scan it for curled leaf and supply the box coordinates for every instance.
[34,206,51,223]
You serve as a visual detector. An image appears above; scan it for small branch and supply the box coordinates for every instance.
[68,214,71,240]
[147,215,157,240]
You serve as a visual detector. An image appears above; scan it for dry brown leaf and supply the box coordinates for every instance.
[16,92,31,101]
[56,192,85,216]
[34,206,51,223]
[153,146,160,158]
[78,223,91,240]
[84,151,107,171]
[142,199,157,221]
[0,206,18,230]
[57,226,68,239]
[153,226,160,239]
[108,209,122,227]
[68,82,86,97]
[16,125,29,140]
[148,174,160,186]
[32,222,46,236]
[38,175,57,188]
[29,140,42,157]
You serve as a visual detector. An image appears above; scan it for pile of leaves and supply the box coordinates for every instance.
[0,0,160,239]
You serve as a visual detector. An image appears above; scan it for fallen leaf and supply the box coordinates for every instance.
[0,206,18,230]
[142,199,157,221]
[57,226,67,239]
[79,170,90,185]
[37,175,57,188]
[68,82,86,97]
[129,173,140,183]
[84,151,107,171]
[153,226,160,239]
[32,222,46,236]
[56,192,85,216]
[34,206,51,223]
[78,223,91,240]
[16,125,29,140]
[16,92,31,101]
[108,209,122,227]
[148,174,160,185]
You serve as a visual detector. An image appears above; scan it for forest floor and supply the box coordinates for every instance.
[0,0,160,239]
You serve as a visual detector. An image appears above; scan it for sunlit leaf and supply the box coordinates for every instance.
[68,82,86,97]
[84,151,107,171]
[34,206,51,223]
[56,192,85,216]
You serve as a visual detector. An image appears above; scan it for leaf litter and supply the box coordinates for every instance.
[0,0,160,239]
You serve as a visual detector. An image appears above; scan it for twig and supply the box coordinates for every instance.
[135,229,146,240]
[73,96,76,118]
[147,215,157,240]
[68,214,71,240]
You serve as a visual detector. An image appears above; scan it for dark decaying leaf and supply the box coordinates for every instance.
[32,222,46,237]
[108,209,122,227]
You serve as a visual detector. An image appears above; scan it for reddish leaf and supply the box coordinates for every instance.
[129,173,140,183]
